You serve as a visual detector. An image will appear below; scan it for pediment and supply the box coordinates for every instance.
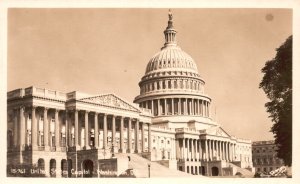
[79,94,139,112]
[206,126,231,138]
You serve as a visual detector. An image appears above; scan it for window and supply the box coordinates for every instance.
[161,140,164,143]
[167,140,170,144]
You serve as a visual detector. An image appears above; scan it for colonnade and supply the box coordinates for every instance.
[10,106,151,154]
[177,138,236,162]
[140,98,210,117]
[140,78,204,94]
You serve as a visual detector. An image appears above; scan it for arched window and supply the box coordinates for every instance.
[38,158,45,170]
[50,159,56,177]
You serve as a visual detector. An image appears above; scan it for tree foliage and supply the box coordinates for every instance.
[259,35,292,166]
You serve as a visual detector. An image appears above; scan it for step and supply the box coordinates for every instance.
[117,153,205,178]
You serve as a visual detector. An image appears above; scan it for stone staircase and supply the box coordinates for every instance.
[117,153,205,178]
[228,163,254,177]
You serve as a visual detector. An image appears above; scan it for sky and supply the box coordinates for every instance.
[7,8,292,141]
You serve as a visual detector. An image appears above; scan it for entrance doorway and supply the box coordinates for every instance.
[82,159,94,177]
[211,167,219,176]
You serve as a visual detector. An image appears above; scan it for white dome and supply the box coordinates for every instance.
[145,46,199,75]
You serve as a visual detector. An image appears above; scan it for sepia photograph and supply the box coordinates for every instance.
[1,2,298,182]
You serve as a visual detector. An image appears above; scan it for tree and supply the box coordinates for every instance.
[259,35,292,166]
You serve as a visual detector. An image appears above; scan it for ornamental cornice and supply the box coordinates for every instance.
[134,92,212,102]
[140,75,205,85]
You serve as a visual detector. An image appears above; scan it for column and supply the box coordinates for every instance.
[13,109,18,147]
[195,140,198,160]
[219,141,223,160]
[225,142,229,161]
[182,138,186,160]
[196,100,199,115]
[164,98,167,115]
[44,108,49,150]
[74,110,79,148]
[171,98,174,115]
[134,119,139,153]
[212,140,215,160]
[222,142,225,160]
[85,111,90,149]
[112,115,116,150]
[120,117,124,152]
[190,99,193,115]
[216,141,220,160]
[200,100,203,116]
[55,109,60,149]
[19,106,25,151]
[176,139,179,160]
[208,140,212,161]
[187,139,190,161]
[205,139,208,161]
[151,100,154,114]
[66,111,74,147]
[191,99,194,115]
[184,99,187,115]
[229,143,232,161]
[228,143,231,161]
[141,123,145,152]
[158,99,161,115]
[178,98,181,115]
[65,110,68,148]
[233,144,236,161]
[204,101,206,116]
[224,142,226,161]
[148,123,151,152]
[191,139,195,161]
[199,140,202,161]
[127,118,132,153]
[94,113,99,148]
[31,106,37,149]
[103,114,107,149]
[208,102,210,117]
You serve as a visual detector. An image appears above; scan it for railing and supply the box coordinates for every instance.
[13,86,68,101]
[175,127,199,133]
[7,89,23,99]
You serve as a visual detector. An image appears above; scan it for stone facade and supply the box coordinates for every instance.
[7,11,254,177]
[252,140,285,173]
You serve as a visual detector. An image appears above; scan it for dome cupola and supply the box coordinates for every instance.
[134,10,214,128]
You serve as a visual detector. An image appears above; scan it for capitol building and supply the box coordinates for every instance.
[7,11,254,177]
